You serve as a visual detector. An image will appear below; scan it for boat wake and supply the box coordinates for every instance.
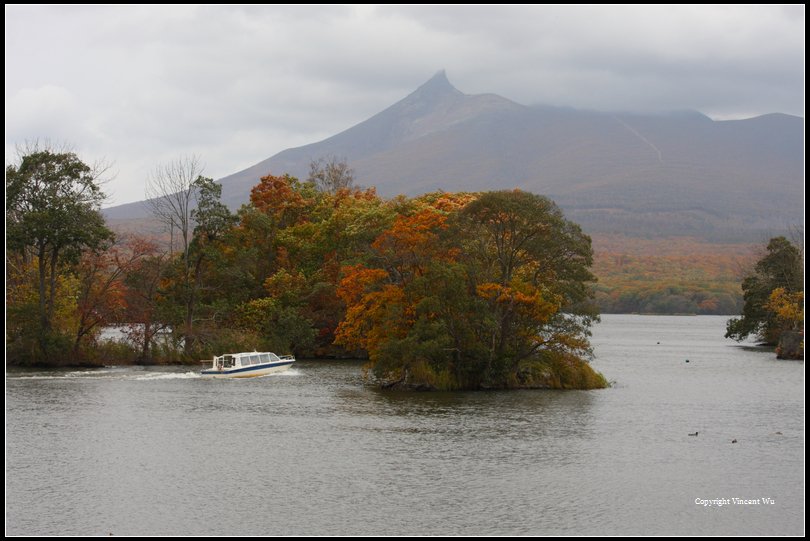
[8,368,202,381]
[133,371,201,380]
[270,368,302,377]
[8,367,304,381]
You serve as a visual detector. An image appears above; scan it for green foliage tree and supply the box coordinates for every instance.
[6,149,114,361]
[235,297,316,353]
[172,176,237,356]
[143,157,219,357]
[192,177,238,245]
[726,236,803,344]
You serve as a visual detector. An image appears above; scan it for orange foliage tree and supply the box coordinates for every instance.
[250,173,313,227]
[73,236,156,356]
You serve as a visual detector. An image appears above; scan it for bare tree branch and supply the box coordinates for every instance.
[307,155,356,193]
[144,155,203,258]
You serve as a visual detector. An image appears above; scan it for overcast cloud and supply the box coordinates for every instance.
[5,5,805,206]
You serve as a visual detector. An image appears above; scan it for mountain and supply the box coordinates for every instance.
[106,71,803,241]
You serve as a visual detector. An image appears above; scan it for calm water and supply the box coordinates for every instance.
[6,315,804,535]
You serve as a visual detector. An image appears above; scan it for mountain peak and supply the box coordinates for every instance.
[408,69,463,101]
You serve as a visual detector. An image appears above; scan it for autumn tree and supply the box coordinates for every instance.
[122,242,170,363]
[726,236,803,344]
[250,173,315,225]
[72,237,155,356]
[6,256,80,364]
[6,148,114,361]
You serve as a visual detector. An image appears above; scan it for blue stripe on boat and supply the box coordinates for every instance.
[200,360,294,375]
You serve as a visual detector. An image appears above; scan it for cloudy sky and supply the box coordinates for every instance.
[5,5,805,206]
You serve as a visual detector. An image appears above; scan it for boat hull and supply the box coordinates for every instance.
[200,360,294,379]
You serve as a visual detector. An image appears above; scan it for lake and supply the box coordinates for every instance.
[5,315,804,535]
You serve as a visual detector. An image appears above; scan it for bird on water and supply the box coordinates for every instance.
[688,432,699,436]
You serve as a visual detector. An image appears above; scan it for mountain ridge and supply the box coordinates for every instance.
[105,72,803,241]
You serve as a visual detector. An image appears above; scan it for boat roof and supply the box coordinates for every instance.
[216,352,278,357]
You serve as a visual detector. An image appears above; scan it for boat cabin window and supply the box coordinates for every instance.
[232,353,278,367]
[219,356,235,368]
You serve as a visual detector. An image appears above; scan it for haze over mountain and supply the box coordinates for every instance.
[106,71,803,241]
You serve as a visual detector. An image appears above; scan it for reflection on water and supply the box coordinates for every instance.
[5,315,804,535]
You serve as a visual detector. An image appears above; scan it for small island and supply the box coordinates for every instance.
[334,189,605,390]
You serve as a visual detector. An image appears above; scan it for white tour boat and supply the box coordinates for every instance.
[200,352,295,379]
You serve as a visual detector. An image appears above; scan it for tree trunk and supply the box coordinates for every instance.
[47,247,59,327]
[183,254,205,356]
[73,320,86,356]
[37,244,49,332]
[184,293,195,357]
[142,320,152,362]
[777,331,804,360]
